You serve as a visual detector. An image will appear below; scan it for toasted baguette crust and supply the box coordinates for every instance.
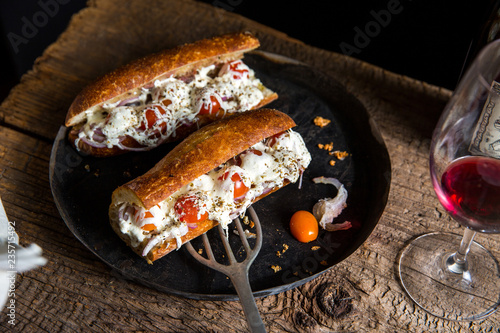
[65,32,261,127]
[109,109,296,263]
[109,184,287,263]
[112,109,295,209]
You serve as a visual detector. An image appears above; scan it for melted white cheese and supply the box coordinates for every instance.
[117,130,311,253]
[77,60,267,151]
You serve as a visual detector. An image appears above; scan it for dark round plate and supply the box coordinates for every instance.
[49,52,391,300]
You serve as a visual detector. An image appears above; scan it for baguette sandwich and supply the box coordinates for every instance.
[109,109,311,263]
[65,32,278,157]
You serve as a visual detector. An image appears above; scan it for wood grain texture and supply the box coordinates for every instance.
[0,0,499,332]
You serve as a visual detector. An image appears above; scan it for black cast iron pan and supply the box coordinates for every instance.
[49,51,391,300]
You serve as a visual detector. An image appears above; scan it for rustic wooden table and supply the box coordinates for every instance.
[0,0,499,331]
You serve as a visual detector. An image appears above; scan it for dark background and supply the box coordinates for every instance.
[0,0,495,102]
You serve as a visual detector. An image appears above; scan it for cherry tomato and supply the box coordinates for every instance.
[136,210,157,231]
[174,195,208,224]
[141,223,156,231]
[266,131,286,147]
[199,95,222,115]
[289,211,318,243]
[227,60,250,80]
[161,99,172,107]
[246,149,263,156]
[219,172,249,199]
[139,105,166,131]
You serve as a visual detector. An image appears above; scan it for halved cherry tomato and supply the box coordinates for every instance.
[246,149,263,156]
[141,223,156,231]
[289,210,318,243]
[199,95,222,115]
[219,172,249,199]
[161,99,172,107]
[139,105,167,131]
[227,60,249,80]
[137,209,157,231]
[174,195,208,224]
[266,131,286,147]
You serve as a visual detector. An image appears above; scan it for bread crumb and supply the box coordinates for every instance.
[242,216,255,228]
[198,248,203,255]
[318,142,334,151]
[320,260,328,266]
[233,229,256,238]
[311,246,321,251]
[276,244,289,257]
[314,116,331,128]
[332,150,349,160]
[271,265,282,273]
[329,160,336,166]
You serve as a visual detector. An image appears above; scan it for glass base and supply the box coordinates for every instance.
[398,232,500,321]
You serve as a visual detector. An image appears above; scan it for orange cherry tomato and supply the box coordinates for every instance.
[266,131,286,147]
[141,223,156,231]
[219,172,249,199]
[174,195,208,224]
[136,210,157,231]
[199,95,222,115]
[289,211,318,243]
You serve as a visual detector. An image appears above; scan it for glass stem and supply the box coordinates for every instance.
[446,228,476,274]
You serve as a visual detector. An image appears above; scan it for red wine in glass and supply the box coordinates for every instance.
[398,39,500,321]
[436,156,500,233]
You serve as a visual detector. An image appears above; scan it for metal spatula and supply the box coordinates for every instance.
[185,207,266,333]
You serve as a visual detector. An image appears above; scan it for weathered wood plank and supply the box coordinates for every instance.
[0,0,498,332]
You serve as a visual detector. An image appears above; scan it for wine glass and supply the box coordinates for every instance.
[398,39,500,321]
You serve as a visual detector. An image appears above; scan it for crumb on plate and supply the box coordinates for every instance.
[314,116,331,128]
[318,142,334,151]
[271,265,282,273]
[331,150,349,160]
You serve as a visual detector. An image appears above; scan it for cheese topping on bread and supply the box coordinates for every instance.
[116,130,311,256]
[74,60,271,152]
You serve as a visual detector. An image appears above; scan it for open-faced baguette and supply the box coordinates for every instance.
[66,32,278,157]
[109,109,311,263]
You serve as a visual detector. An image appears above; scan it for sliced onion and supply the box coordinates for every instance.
[79,136,109,149]
[312,177,349,230]
[142,236,160,256]
[117,96,140,107]
[298,171,304,189]
[118,204,126,221]
[92,127,106,143]
[260,186,273,196]
[187,222,198,229]
[118,203,135,221]
[116,141,151,152]
[324,220,352,232]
